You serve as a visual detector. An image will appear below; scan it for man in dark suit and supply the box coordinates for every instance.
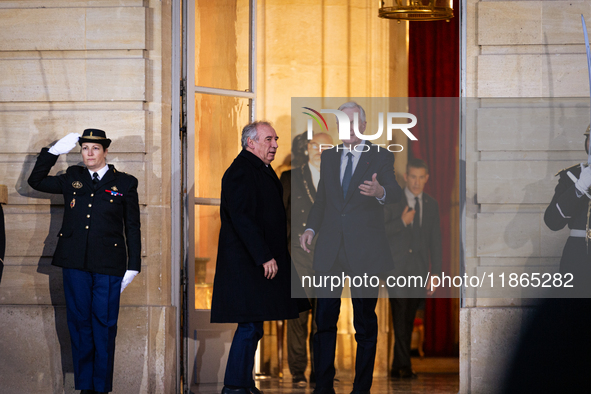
[211,121,304,394]
[384,158,441,379]
[300,102,402,394]
[281,132,333,387]
[28,129,141,394]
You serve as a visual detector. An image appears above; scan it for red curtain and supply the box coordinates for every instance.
[408,0,459,356]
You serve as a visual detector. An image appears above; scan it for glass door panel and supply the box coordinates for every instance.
[194,0,251,91]
[194,94,249,199]
[193,93,250,310]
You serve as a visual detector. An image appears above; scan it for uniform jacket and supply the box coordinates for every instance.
[306,143,402,275]
[543,163,591,297]
[545,164,590,235]
[281,164,317,249]
[28,148,141,277]
[211,149,301,323]
[383,192,442,278]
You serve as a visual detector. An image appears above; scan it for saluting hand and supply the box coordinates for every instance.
[48,133,81,156]
[359,173,385,198]
[263,258,278,279]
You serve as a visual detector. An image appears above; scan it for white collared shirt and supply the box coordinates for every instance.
[88,164,109,181]
[404,186,423,226]
[308,162,320,190]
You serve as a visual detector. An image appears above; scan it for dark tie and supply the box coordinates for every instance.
[92,172,99,186]
[342,152,353,198]
[411,196,421,253]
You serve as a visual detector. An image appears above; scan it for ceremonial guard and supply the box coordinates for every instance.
[28,129,141,394]
[544,125,591,297]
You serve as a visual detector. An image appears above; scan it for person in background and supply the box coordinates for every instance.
[384,158,441,379]
[281,131,333,387]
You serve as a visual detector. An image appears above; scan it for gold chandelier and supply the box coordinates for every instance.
[378,0,454,22]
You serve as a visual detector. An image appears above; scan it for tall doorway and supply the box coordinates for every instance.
[181,0,257,391]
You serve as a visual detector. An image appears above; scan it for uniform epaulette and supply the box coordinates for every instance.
[555,164,582,177]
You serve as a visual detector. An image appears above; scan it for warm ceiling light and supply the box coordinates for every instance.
[378,0,454,22]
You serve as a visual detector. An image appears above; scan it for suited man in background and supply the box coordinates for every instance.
[211,121,304,394]
[385,158,442,379]
[28,129,141,394]
[300,102,402,394]
[280,131,333,387]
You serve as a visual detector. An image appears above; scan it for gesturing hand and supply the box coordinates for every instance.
[262,258,278,279]
[359,173,385,198]
[401,205,416,226]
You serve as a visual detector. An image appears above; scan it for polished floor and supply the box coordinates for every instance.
[191,374,459,394]
[191,358,460,394]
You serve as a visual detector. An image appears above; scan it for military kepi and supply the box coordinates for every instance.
[79,128,111,149]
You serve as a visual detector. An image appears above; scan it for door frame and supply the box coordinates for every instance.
[174,1,258,392]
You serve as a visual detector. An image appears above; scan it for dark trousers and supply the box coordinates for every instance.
[389,297,422,372]
[224,321,264,388]
[287,299,316,378]
[63,268,122,393]
[314,244,379,392]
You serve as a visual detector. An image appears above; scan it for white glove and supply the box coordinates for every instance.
[48,132,81,155]
[575,166,591,196]
[120,270,139,293]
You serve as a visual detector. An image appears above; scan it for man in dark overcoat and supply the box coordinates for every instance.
[211,121,302,394]
[300,102,402,394]
[384,158,442,379]
[28,129,141,394]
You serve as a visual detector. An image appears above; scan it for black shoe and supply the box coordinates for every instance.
[249,386,264,394]
[221,387,249,394]
[350,391,370,394]
[312,388,336,394]
[293,374,307,388]
[80,390,97,394]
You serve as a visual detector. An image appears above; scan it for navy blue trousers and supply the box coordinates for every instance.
[63,268,122,393]
[314,243,379,392]
[224,322,264,388]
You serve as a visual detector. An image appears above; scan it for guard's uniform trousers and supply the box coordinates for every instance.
[28,148,141,392]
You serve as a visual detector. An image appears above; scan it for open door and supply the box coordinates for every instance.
[182,0,257,391]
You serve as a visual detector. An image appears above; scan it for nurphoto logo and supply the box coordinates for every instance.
[302,107,418,142]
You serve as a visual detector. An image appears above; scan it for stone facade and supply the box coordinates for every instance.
[462,1,591,392]
[0,1,175,393]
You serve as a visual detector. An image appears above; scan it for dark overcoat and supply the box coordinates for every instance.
[211,150,301,323]
[27,148,141,277]
[306,143,402,275]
